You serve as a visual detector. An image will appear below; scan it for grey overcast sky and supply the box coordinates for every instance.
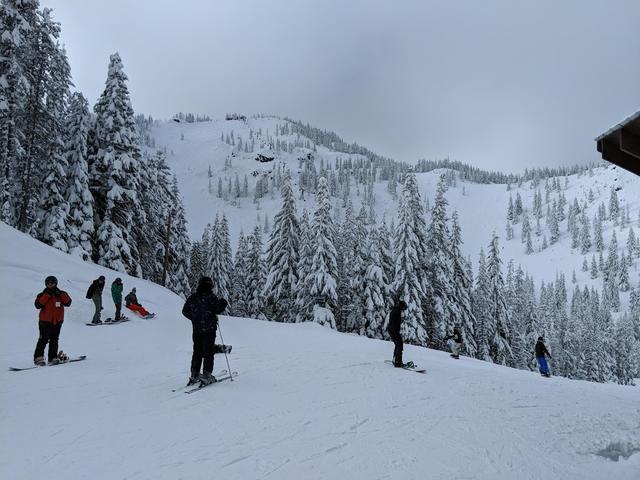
[42,0,640,172]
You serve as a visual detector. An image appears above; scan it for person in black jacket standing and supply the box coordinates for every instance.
[444,326,463,359]
[182,277,228,385]
[534,336,552,377]
[387,300,407,367]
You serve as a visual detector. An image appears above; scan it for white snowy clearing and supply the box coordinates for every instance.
[1,222,639,479]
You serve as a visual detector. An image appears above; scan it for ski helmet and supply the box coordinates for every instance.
[45,275,58,286]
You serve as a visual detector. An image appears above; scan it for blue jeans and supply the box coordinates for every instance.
[537,356,549,375]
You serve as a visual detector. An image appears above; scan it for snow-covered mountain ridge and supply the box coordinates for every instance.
[1,222,639,480]
[150,115,640,288]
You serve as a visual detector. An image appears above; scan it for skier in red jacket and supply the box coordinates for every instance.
[34,276,72,365]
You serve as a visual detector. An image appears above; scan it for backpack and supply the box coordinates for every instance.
[85,282,95,299]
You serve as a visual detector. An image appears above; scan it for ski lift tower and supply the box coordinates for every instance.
[596,110,640,176]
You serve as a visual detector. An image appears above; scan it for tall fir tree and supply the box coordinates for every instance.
[246,225,266,319]
[449,211,477,356]
[486,234,512,364]
[230,231,250,317]
[304,177,338,328]
[392,174,428,345]
[64,92,94,260]
[263,172,300,322]
[93,53,142,275]
[295,209,314,323]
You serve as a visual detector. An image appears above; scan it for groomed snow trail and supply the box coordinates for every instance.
[1,222,639,480]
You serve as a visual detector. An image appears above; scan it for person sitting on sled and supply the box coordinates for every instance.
[124,287,153,318]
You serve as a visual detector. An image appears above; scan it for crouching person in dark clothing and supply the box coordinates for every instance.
[34,276,72,365]
[182,277,228,386]
[387,300,407,367]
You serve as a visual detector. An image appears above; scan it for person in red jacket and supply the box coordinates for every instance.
[34,276,72,365]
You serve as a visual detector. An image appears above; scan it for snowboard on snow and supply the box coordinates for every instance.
[385,360,427,374]
[9,355,87,371]
[86,317,130,326]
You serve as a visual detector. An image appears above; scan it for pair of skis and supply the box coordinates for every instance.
[172,370,239,394]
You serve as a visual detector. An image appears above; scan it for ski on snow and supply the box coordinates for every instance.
[385,360,426,374]
[182,372,239,394]
[9,355,87,371]
[171,370,238,392]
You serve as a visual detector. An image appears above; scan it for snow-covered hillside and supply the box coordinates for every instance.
[151,117,640,287]
[1,222,639,479]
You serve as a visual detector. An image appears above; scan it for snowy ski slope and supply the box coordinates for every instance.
[1,222,639,479]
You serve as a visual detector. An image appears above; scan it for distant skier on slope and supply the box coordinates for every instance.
[86,275,105,324]
[444,326,463,359]
[34,276,72,365]
[387,300,407,367]
[181,276,228,386]
[125,287,153,318]
[111,278,124,321]
[534,336,552,377]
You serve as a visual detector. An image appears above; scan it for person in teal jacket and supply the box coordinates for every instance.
[111,278,124,321]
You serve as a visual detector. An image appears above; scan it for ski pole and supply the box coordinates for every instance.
[217,320,233,382]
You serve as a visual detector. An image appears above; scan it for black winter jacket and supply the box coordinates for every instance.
[182,290,228,333]
[445,331,463,344]
[125,292,139,307]
[535,340,551,358]
[387,306,403,335]
[86,280,104,299]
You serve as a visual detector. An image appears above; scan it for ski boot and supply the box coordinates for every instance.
[214,344,232,354]
[49,357,60,365]
[200,372,217,386]
[187,371,201,386]
[34,356,46,366]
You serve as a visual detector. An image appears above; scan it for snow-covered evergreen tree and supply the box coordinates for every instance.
[392,174,428,345]
[361,227,387,338]
[93,53,142,275]
[263,173,300,322]
[449,211,477,356]
[246,225,266,319]
[230,231,250,317]
[304,177,338,328]
[64,92,94,260]
[295,209,314,323]
[485,233,512,364]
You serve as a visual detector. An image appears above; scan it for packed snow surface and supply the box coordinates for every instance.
[1,222,639,479]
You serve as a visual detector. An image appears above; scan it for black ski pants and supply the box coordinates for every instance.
[191,329,216,375]
[34,322,62,361]
[389,331,403,365]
